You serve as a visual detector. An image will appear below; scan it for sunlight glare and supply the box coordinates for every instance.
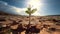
[27,0,43,11]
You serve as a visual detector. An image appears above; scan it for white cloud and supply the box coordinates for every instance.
[0,1,42,16]
[0,1,27,15]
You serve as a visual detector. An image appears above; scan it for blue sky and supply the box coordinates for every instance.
[0,0,60,16]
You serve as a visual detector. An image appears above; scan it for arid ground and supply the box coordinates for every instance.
[0,12,60,34]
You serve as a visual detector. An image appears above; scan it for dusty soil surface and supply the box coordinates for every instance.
[0,15,60,34]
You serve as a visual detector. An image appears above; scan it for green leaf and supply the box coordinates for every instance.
[28,7,31,11]
[25,11,30,14]
[31,9,37,14]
